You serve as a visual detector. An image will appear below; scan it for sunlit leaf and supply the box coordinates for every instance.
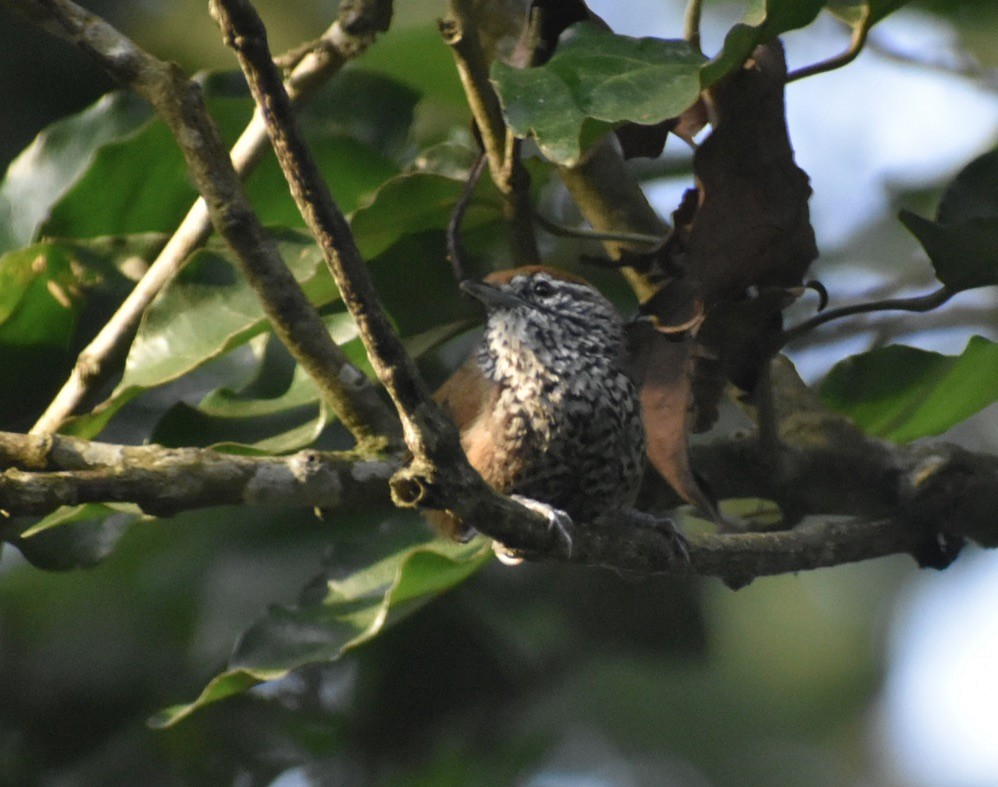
[700,0,825,86]
[492,22,705,166]
[350,171,500,261]
[0,234,164,347]
[820,336,998,442]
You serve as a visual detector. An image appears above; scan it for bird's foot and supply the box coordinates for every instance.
[617,508,691,564]
[492,495,574,565]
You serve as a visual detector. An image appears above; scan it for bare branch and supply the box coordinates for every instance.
[9,0,399,450]
[0,431,396,518]
[1,414,995,584]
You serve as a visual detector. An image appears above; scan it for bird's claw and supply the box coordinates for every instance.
[491,495,573,565]
[616,508,690,564]
[651,516,690,564]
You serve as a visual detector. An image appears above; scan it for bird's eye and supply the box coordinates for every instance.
[531,278,555,298]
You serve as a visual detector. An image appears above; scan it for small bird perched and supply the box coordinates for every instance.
[428,265,688,560]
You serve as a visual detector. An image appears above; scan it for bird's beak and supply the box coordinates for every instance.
[460,278,524,310]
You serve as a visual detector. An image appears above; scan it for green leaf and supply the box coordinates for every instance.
[62,230,334,439]
[0,234,164,348]
[900,148,998,291]
[148,318,469,454]
[350,171,501,261]
[0,91,151,254]
[244,134,399,228]
[7,69,410,245]
[151,517,492,727]
[700,0,826,86]
[8,504,141,570]
[820,336,998,442]
[492,22,706,166]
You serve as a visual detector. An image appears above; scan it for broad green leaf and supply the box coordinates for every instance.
[62,230,334,439]
[350,172,501,261]
[492,22,706,166]
[7,504,141,570]
[937,147,998,223]
[900,148,998,291]
[244,134,399,228]
[302,69,420,160]
[150,400,327,454]
[0,91,151,254]
[700,0,826,86]
[149,319,469,455]
[147,315,356,453]
[8,69,410,245]
[120,232,333,391]
[820,336,998,442]
[151,517,492,727]
[0,234,165,348]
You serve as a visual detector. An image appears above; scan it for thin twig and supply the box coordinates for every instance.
[786,7,871,83]
[683,0,704,54]
[446,151,488,283]
[781,285,955,346]
[534,211,664,248]
[11,0,399,450]
[27,0,394,435]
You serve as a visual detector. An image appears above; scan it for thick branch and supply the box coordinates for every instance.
[11,0,397,449]
[1,421,994,583]
[0,432,395,518]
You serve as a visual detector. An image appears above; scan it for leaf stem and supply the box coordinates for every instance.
[683,0,704,54]
[786,7,871,83]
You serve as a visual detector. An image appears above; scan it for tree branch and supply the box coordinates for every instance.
[0,431,396,518]
[1,409,994,583]
[209,0,572,557]
[439,0,539,265]
[559,141,670,302]
[9,0,399,450]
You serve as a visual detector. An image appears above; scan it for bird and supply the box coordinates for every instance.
[427,265,688,561]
